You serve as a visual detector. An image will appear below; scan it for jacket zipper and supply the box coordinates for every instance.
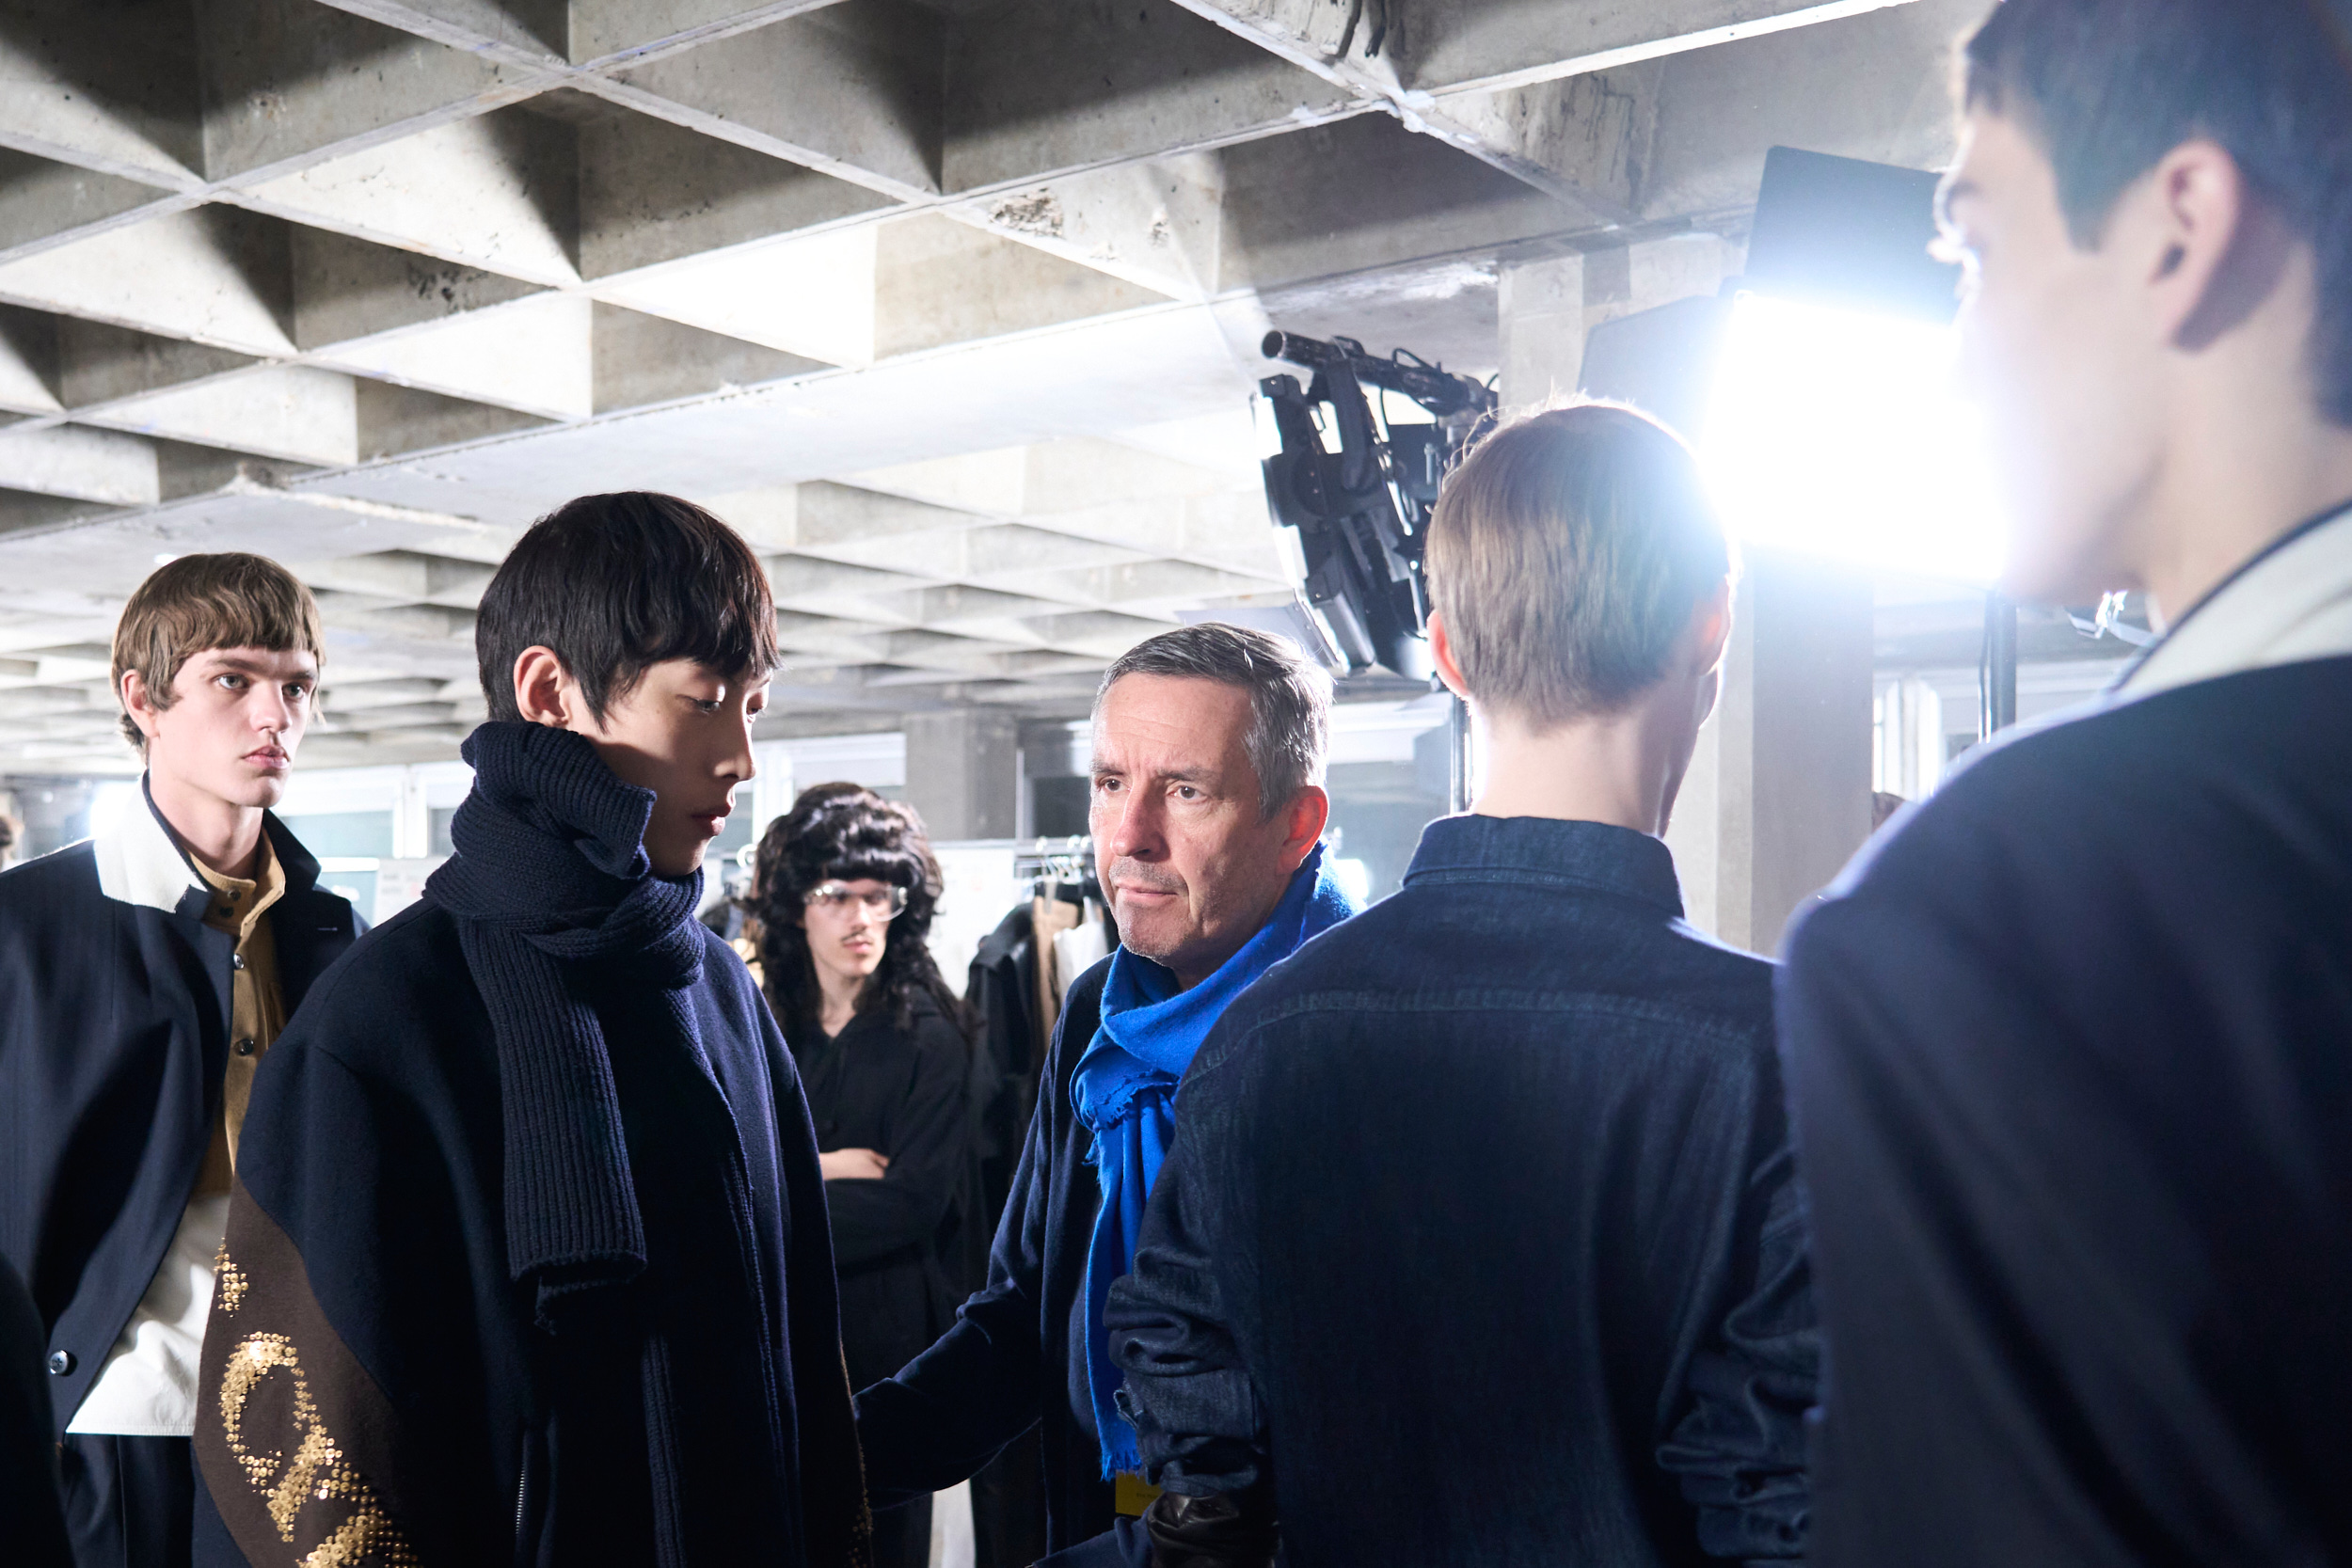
[514,1438,530,1560]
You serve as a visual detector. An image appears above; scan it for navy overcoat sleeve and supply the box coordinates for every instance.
[852,1022,1062,1504]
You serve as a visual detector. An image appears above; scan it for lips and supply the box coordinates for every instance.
[244,748,290,770]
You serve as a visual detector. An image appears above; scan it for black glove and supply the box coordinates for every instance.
[1143,1489,1279,1568]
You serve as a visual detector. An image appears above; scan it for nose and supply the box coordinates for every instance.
[1098,786,1163,863]
[254,683,294,736]
[722,703,757,785]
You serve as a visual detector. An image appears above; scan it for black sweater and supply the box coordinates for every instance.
[796,990,974,1391]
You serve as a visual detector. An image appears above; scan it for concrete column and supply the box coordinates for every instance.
[1666,547,1875,956]
[903,709,1020,842]
[1498,252,1588,408]
[1498,234,1743,411]
[7,775,97,860]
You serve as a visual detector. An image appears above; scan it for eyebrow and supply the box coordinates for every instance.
[1091,758,1223,791]
[199,654,317,680]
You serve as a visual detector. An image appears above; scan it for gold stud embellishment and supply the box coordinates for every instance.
[218,1333,418,1566]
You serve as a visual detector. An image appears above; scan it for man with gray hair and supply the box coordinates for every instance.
[854,623,1359,1565]
[1109,404,1815,1567]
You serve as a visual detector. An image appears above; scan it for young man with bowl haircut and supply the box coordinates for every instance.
[1779,2,2352,1563]
[1108,404,1817,1567]
[854,623,1358,1565]
[0,554,361,1568]
[192,494,869,1567]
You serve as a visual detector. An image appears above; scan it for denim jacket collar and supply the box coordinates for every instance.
[1403,814,1684,917]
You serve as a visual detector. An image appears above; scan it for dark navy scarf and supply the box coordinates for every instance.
[1071,844,1357,1477]
[426,721,707,1325]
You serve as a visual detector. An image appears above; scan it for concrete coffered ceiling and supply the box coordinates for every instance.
[0,0,1974,773]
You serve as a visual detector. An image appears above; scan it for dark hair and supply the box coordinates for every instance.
[476,492,780,721]
[1093,623,1331,818]
[1963,0,2352,422]
[112,553,325,751]
[743,783,969,1045]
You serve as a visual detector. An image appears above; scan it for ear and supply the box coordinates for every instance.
[2137,138,2265,352]
[119,669,165,744]
[511,646,584,730]
[1278,783,1331,871]
[1428,611,1470,701]
[1684,578,1734,676]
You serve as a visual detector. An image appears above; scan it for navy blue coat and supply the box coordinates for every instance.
[855,959,1125,1557]
[1109,816,1817,1567]
[0,799,357,1431]
[191,896,866,1566]
[1782,657,2352,1566]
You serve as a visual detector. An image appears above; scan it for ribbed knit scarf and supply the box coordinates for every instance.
[1072,844,1357,1477]
[424,721,706,1326]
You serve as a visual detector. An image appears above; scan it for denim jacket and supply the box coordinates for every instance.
[1108,815,1817,1567]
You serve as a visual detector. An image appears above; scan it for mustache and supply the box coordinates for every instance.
[1104,857,1184,895]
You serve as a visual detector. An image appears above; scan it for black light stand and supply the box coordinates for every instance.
[1447,691,1472,813]
[1981,592,2018,738]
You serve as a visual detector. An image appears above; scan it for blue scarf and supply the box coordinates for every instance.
[1072,843,1358,1477]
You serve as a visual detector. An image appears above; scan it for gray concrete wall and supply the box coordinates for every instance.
[903,709,1021,842]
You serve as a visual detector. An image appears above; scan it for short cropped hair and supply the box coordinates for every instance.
[1963,0,2352,423]
[1426,402,1731,728]
[1094,623,1331,818]
[476,492,780,722]
[111,553,325,752]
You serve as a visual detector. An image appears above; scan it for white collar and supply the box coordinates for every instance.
[91,775,209,915]
[2118,503,2352,700]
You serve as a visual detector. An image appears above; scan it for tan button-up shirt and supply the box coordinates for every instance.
[191,835,288,1196]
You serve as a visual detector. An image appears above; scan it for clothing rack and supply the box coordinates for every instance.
[1014,835,1093,892]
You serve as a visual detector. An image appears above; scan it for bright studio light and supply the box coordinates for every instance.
[1700,293,2006,585]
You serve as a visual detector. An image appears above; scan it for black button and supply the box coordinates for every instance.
[46,1351,72,1376]
[231,954,246,971]
[234,1037,258,1057]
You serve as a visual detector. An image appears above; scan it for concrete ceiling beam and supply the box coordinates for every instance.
[197,0,540,182]
[0,150,182,268]
[0,426,164,507]
[588,305,826,414]
[1159,0,1929,218]
[596,0,941,200]
[81,364,359,467]
[0,207,296,357]
[871,215,1168,360]
[236,107,581,285]
[574,103,895,279]
[0,309,64,417]
[0,0,206,187]
[950,155,1226,304]
[941,0,1358,196]
[316,293,596,420]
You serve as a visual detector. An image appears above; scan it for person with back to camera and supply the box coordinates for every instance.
[744,783,977,1568]
[1107,403,1817,1568]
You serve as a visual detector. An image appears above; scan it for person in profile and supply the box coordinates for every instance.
[1778,1,2352,1562]
[743,784,977,1568]
[1109,404,1816,1567]
[191,494,867,1567]
[0,553,359,1568]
